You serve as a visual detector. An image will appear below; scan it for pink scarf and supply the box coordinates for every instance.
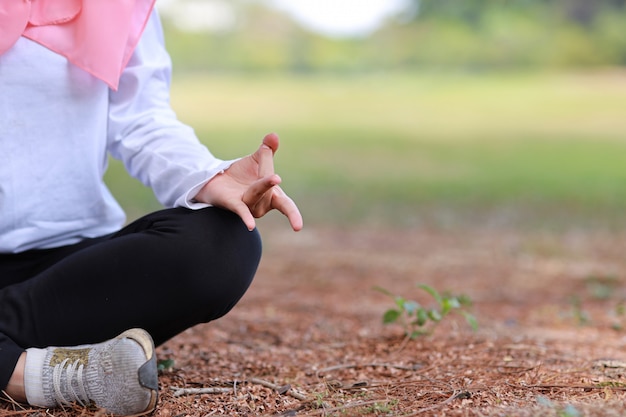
[0,0,156,90]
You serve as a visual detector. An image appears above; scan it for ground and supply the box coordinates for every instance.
[3,223,626,416]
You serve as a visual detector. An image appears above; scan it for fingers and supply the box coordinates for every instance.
[272,187,304,231]
[252,133,278,178]
[262,132,280,153]
[240,132,303,231]
[242,174,281,210]
[241,177,303,231]
[230,202,257,232]
[257,144,275,178]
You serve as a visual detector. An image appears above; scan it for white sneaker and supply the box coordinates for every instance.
[26,328,158,415]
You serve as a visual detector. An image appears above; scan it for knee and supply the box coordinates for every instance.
[181,207,263,273]
[170,208,262,318]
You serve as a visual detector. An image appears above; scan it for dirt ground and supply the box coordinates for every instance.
[4,222,626,416]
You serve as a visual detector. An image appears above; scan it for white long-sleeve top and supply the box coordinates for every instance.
[0,10,232,253]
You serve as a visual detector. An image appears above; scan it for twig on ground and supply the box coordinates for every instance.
[171,378,308,402]
[0,410,36,417]
[316,362,424,377]
[248,377,308,401]
[508,383,626,392]
[297,399,396,416]
[170,386,233,397]
[0,391,32,416]
[401,390,463,416]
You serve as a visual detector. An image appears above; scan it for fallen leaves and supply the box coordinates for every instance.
[4,226,626,416]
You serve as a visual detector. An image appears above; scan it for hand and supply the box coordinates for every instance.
[194,133,303,232]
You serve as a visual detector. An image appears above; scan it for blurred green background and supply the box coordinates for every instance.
[104,0,626,232]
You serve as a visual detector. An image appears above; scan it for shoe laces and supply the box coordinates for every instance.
[52,358,90,407]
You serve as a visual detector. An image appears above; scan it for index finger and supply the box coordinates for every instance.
[242,174,281,209]
[271,187,304,231]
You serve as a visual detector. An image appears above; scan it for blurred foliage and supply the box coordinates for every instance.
[161,2,366,73]
[160,0,626,73]
[397,0,626,69]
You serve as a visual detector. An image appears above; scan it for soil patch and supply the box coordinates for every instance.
[3,225,626,416]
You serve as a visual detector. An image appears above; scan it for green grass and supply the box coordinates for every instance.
[104,70,626,230]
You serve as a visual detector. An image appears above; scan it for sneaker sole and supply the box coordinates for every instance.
[116,328,159,414]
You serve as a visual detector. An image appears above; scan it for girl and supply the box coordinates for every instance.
[0,1,302,414]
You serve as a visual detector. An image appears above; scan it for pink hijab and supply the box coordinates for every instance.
[0,0,156,90]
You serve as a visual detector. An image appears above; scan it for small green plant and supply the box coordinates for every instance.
[374,284,478,338]
[312,391,329,409]
[610,300,626,331]
[567,295,591,326]
[157,358,175,373]
[585,274,619,300]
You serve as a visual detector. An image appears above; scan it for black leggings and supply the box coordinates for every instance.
[0,207,261,390]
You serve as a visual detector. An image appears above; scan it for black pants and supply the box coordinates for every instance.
[0,207,261,390]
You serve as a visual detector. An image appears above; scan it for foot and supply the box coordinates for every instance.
[25,328,158,415]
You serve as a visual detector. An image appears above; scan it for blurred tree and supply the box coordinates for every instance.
[160,0,626,73]
[388,0,626,70]
[408,0,626,26]
[554,0,625,25]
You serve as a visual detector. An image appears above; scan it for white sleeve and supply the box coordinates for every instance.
[107,8,233,209]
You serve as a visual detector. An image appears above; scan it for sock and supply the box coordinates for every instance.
[23,347,51,407]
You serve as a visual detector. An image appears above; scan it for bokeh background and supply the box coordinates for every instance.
[105,0,626,233]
